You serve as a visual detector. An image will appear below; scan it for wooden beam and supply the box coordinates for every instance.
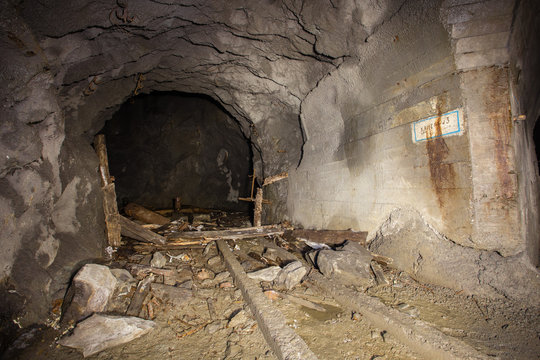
[94,134,121,247]
[254,188,263,226]
[166,225,283,242]
[124,202,170,225]
[263,172,288,186]
[118,215,167,245]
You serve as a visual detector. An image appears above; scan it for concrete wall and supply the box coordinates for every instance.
[288,0,533,259]
[508,0,540,265]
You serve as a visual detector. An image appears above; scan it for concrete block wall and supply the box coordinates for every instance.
[288,0,532,259]
[289,0,475,245]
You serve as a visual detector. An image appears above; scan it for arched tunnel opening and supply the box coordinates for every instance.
[2,0,540,358]
[99,92,253,216]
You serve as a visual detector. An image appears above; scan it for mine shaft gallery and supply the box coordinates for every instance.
[1,0,539,359]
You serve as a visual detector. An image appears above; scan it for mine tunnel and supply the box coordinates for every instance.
[100,92,253,214]
[1,0,540,359]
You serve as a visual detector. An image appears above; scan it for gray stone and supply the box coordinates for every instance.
[227,310,249,329]
[57,314,155,357]
[214,271,230,283]
[274,261,307,290]
[150,252,167,268]
[207,256,221,266]
[62,264,117,323]
[247,266,281,282]
[316,241,374,287]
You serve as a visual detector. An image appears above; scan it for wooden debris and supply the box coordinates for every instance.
[118,215,167,245]
[166,225,284,242]
[288,229,367,246]
[126,275,154,317]
[254,188,263,227]
[176,322,209,339]
[174,197,181,213]
[370,253,393,266]
[124,203,170,226]
[263,172,288,186]
[125,263,177,277]
[371,261,390,285]
[94,134,121,247]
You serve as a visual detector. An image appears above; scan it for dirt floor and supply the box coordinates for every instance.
[3,210,540,360]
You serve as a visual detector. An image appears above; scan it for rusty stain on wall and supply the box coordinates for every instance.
[486,69,515,200]
[426,98,457,210]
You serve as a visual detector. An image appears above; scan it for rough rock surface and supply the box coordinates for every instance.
[62,264,118,323]
[247,266,282,282]
[274,261,307,290]
[317,240,374,287]
[150,252,167,269]
[368,209,540,305]
[57,314,155,357]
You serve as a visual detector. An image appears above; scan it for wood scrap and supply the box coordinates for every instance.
[124,203,170,225]
[263,172,288,186]
[166,225,283,242]
[288,229,367,246]
[253,188,263,227]
[119,215,167,245]
[125,263,177,277]
[126,274,154,316]
[94,134,121,247]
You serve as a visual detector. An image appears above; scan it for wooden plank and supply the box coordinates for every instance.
[254,188,263,227]
[94,134,121,247]
[288,229,367,246]
[124,202,170,225]
[118,215,167,245]
[166,225,283,242]
[263,172,288,186]
[126,275,154,317]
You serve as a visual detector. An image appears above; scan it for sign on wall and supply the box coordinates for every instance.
[412,109,462,143]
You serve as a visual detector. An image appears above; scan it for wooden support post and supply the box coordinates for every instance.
[254,187,263,227]
[94,134,121,247]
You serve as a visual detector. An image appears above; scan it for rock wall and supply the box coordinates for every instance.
[102,93,251,211]
[0,4,104,344]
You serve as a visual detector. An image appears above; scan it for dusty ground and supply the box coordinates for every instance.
[3,210,540,360]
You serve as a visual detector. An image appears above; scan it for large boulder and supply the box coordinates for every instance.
[58,314,155,357]
[317,240,374,287]
[62,264,117,323]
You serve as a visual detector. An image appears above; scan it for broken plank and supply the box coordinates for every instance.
[119,215,167,245]
[126,274,154,317]
[254,188,263,227]
[124,203,170,226]
[166,225,283,242]
[288,229,367,246]
[263,172,288,186]
[125,263,177,277]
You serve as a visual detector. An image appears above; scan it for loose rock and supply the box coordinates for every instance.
[317,240,374,287]
[57,314,155,357]
[62,264,117,323]
[274,261,307,290]
[247,266,281,282]
[150,252,167,268]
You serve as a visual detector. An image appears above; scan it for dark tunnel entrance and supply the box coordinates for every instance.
[100,92,253,215]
